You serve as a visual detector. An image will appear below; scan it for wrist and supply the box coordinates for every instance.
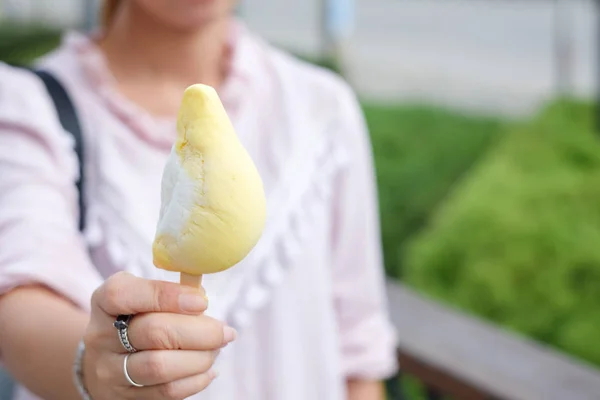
[73,340,92,400]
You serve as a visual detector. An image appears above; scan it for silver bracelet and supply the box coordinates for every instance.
[73,340,92,400]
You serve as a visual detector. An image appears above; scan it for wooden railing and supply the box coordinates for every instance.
[385,281,600,400]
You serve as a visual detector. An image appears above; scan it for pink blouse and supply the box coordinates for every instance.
[0,22,397,400]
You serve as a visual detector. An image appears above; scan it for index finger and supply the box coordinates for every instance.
[92,272,208,317]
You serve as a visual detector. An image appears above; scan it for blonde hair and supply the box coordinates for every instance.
[102,0,122,28]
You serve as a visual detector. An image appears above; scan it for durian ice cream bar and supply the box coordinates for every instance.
[153,84,266,288]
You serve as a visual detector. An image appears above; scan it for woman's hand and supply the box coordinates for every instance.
[82,272,234,400]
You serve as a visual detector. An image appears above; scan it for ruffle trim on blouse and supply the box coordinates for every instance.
[63,27,254,151]
[68,32,176,150]
[226,127,350,330]
[82,118,349,330]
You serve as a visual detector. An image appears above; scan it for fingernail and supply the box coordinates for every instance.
[179,293,207,312]
[207,369,219,380]
[223,326,237,343]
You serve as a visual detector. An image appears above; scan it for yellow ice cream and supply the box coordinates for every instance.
[153,84,266,277]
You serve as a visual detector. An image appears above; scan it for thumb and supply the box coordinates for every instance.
[92,272,207,317]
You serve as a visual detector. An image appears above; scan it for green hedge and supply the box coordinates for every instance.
[364,104,504,278]
[0,25,61,66]
[404,100,600,367]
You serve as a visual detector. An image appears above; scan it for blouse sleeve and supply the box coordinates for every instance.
[329,81,398,380]
[0,63,103,311]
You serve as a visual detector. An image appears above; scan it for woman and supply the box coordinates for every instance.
[0,0,397,399]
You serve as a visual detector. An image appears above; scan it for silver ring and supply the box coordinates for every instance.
[123,353,144,388]
[114,314,138,353]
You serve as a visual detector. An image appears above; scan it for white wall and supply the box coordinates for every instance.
[242,0,597,115]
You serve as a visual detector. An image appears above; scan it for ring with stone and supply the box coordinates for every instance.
[114,314,138,353]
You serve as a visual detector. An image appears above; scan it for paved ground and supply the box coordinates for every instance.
[242,0,597,116]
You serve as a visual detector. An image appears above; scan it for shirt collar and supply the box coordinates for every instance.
[59,18,257,148]
[62,16,255,92]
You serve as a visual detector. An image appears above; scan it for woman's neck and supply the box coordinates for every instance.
[99,2,230,90]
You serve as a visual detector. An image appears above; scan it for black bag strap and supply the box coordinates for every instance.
[33,70,86,232]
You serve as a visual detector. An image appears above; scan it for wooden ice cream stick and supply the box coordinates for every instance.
[180,272,203,288]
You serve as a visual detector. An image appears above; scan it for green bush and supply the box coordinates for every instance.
[404,99,600,367]
[364,104,504,278]
[0,24,61,66]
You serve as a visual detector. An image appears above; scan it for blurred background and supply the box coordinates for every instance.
[1,0,600,399]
